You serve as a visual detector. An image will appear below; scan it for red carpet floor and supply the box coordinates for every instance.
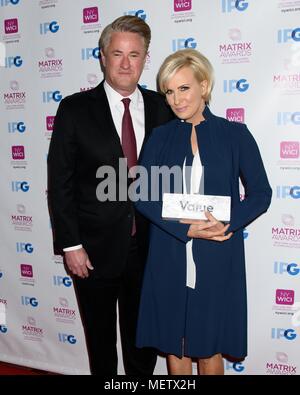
[0,361,57,375]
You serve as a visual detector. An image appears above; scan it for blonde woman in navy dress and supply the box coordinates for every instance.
[135,49,272,375]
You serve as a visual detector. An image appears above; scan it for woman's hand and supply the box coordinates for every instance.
[180,211,233,242]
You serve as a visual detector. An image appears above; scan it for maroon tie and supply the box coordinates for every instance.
[121,98,137,235]
[121,98,137,175]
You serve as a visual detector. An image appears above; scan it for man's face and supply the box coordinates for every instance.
[101,31,147,96]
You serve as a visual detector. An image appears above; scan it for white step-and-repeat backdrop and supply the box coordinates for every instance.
[0,0,300,375]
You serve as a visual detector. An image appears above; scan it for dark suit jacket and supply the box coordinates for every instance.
[47,81,173,278]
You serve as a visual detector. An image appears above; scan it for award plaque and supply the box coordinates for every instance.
[162,193,231,222]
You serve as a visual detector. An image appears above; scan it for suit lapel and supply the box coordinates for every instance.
[88,82,124,161]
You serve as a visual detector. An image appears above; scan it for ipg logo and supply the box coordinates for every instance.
[278,28,300,43]
[39,21,59,35]
[21,296,38,307]
[8,121,26,133]
[5,55,23,68]
[221,0,249,12]
[58,333,77,344]
[53,275,72,287]
[0,326,7,334]
[277,112,300,125]
[124,10,146,20]
[224,360,245,372]
[276,185,300,199]
[81,47,100,61]
[16,242,34,253]
[271,328,297,340]
[223,79,249,93]
[11,181,30,192]
[42,90,62,103]
[172,38,197,52]
[0,0,20,6]
[273,261,300,276]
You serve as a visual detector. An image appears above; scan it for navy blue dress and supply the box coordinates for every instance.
[135,106,272,359]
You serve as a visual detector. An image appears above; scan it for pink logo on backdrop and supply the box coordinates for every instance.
[229,28,242,41]
[276,289,294,305]
[281,214,294,226]
[174,0,192,12]
[83,7,99,24]
[20,264,33,278]
[12,146,25,160]
[226,108,245,123]
[4,18,18,34]
[280,141,299,159]
[46,116,55,131]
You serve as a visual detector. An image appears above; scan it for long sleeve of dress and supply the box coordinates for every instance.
[228,124,272,233]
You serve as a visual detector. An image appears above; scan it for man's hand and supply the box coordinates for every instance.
[180,211,233,242]
[64,248,94,278]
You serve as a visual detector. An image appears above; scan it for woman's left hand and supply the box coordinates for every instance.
[180,211,233,242]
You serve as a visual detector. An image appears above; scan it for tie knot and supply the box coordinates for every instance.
[122,98,131,110]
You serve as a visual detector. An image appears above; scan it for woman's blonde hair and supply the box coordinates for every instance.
[158,49,214,103]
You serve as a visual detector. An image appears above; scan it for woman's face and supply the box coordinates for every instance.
[165,66,207,126]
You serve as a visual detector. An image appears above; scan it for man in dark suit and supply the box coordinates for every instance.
[47,15,173,375]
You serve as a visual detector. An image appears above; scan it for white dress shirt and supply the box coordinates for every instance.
[63,81,145,252]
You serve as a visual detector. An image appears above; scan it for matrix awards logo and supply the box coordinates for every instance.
[266,352,297,375]
[11,204,33,232]
[45,115,55,139]
[171,0,195,24]
[39,0,58,9]
[11,145,27,169]
[82,7,101,33]
[3,80,26,110]
[22,317,44,341]
[226,108,245,123]
[53,297,77,323]
[219,29,252,64]
[278,141,300,171]
[272,213,300,248]
[273,72,300,95]
[80,73,99,92]
[20,264,35,286]
[38,48,63,78]
[3,18,20,43]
